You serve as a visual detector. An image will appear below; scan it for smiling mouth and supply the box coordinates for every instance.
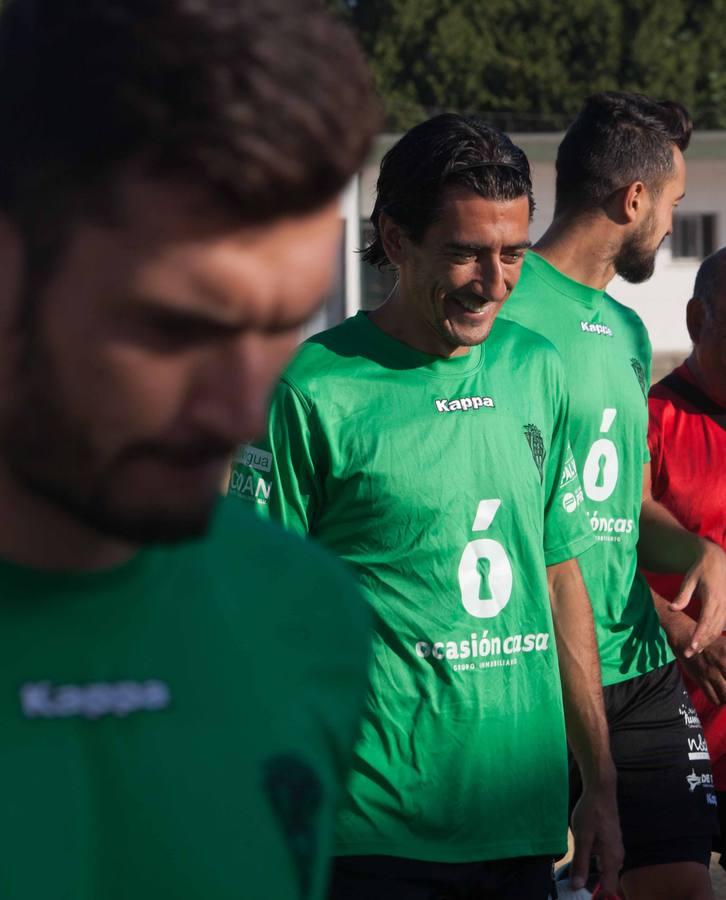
[450,295,491,315]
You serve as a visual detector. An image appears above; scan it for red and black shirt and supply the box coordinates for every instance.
[646,362,726,789]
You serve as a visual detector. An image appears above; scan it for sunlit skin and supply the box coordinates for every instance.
[371,185,531,357]
[535,145,686,290]
[614,145,687,283]
[0,174,341,568]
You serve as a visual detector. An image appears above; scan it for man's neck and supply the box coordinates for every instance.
[685,352,726,409]
[534,215,619,291]
[369,288,470,358]
[0,466,136,571]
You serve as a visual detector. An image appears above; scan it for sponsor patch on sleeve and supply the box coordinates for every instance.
[229,445,273,505]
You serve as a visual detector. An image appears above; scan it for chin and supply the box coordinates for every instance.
[80,494,219,544]
[450,323,495,348]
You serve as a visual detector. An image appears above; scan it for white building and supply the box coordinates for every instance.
[329,131,726,379]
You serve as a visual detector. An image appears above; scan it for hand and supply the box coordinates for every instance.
[669,539,726,657]
[680,634,726,705]
[570,769,623,896]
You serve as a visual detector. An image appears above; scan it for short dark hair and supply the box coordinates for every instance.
[693,248,726,319]
[0,0,378,249]
[363,114,534,269]
[555,91,692,217]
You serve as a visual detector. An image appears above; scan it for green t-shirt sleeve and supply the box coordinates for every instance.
[542,371,595,567]
[227,378,323,536]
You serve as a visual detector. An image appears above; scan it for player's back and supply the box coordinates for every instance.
[0,499,370,900]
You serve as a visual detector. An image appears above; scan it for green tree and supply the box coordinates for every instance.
[329,0,726,130]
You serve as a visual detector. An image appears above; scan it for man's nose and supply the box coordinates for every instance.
[473,258,508,303]
[187,333,290,446]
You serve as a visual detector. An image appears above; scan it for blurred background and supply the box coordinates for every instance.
[313,0,726,383]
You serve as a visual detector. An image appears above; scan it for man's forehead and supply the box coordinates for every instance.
[431,185,529,223]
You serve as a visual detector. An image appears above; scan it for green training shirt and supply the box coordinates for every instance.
[501,252,673,686]
[0,500,370,900]
[230,311,594,863]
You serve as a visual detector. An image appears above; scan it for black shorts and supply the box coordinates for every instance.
[328,854,556,900]
[569,661,718,873]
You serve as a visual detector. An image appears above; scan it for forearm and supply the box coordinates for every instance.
[548,558,614,787]
[638,495,705,572]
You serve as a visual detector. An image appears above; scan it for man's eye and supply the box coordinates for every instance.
[502,252,524,264]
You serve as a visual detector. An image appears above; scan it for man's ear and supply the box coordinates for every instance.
[379,212,408,266]
[686,295,704,344]
[621,180,646,225]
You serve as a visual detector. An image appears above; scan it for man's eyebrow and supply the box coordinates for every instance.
[131,294,311,335]
[443,240,532,253]
[134,295,242,329]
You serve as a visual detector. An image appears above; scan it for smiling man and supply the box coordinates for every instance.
[231,114,622,900]
[0,1,378,899]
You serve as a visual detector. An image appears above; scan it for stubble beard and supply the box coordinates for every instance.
[614,217,659,284]
[0,336,217,546]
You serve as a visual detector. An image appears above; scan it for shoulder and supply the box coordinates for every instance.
[648,368,683,434]
[491,316,566,377]
[280,315,365,399]
[603,293,650,343]
[503,255,552,313]
[192,499,371,648]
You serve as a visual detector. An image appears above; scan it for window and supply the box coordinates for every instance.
[301,225,346,338]
[671,213,717,260]
[360,221,398,310]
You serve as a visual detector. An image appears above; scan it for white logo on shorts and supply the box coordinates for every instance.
[686,768,713,793]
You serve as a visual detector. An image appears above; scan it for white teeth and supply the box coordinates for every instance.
[455,297,487,313]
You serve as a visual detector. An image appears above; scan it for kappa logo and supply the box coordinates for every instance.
[20,680,171,720]
[581,321,613,337]
[435,395,495,413]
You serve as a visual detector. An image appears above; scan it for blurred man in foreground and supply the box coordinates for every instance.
[646,248,726,873]
[502,91,724,900]
[231,113,622,900]
[0,1,378,898]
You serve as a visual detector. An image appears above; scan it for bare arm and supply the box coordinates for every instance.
[640,462,726,656]
[548,557,623,894]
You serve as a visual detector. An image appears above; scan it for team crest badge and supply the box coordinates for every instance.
[630,358,648,403]
[263,754,323,899]
[523,424,546,484]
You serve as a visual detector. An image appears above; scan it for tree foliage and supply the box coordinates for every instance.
[329,0,726,130]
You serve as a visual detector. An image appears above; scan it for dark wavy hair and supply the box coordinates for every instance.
[555,91,692,216]
[363,113,534,269]
[0,0,379,274]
